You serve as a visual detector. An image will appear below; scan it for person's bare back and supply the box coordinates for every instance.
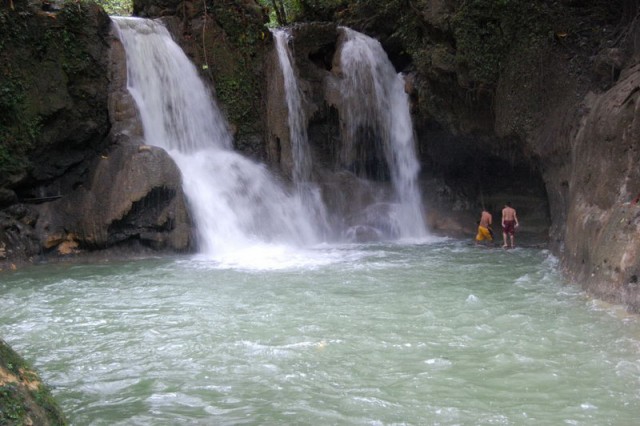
[502,206,517,222]
[501,202,519,248]
[479,210,492,228]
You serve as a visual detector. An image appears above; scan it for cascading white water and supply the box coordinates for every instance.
[338,28,427,239]
[272,29,312,184]
[112,17,322,257]
[272,29,330,239]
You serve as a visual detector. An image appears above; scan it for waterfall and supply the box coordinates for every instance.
[112,17,322,256]
[272,29,312,185]
[272,29,330,239]
[338,28,427,239]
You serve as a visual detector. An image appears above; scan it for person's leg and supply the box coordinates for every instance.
[503,232,508,248]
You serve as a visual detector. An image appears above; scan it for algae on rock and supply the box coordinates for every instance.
[0,339,67,426]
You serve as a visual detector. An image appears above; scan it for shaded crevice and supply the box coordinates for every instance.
[419,128,551,240]
[308,42,336,71]
[347,125,390,182]
[308,104,340,169]
[107,186,176,245]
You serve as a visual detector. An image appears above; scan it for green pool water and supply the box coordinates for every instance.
[1,241,638,425]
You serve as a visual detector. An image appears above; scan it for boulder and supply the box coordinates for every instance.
[35,144,192,253]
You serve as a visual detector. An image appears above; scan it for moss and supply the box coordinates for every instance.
[0,341,26,376]
[214,73,258,129]
[0,7,32,179]
[0,0,103,181]
[0,385,28,424]
[204,0,268,138]
[0,339,68,425]
[451,0,555,87]
[54,1,96,76]
[0,66,35,179]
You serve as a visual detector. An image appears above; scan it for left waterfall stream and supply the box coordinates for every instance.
[111,17,325,267]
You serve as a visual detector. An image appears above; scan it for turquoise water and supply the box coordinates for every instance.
[1,241,639,425]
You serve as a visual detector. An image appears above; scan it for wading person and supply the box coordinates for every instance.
[501,202,519,248]
[475,209,493,245]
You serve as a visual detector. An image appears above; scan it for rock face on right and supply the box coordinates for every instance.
[560,64,640,309]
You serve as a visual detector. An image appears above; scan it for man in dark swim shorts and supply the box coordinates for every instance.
[501,202,519,248]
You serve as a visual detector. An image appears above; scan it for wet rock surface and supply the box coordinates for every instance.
[561,64,640,309]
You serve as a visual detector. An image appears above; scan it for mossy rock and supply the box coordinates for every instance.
[0,0,111,186]
[0,339,67,425]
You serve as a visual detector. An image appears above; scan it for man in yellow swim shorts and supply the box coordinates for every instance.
[475,209,493,245]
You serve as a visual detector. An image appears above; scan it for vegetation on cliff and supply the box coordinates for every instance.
[0,5,41,180]
[132,0,270,153]
[0,339,67,425]
[256,0,343,25]
[204,0,269,147]
[0,0,110,189]
[284,0,635,127]
[94,0,133,15]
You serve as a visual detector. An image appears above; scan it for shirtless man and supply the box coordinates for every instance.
[501,202,519,248]
[475,209,493,244]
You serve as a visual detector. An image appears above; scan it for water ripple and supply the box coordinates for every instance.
[1,243,639,424]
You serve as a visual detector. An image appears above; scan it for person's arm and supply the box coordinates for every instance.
[501,210,505,227]
[515,211,519,226]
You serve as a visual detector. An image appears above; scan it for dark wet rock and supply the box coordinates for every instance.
[265,22,338,179]
[0,1,112,188]
[35,143,192,254]
[0,189,18,208]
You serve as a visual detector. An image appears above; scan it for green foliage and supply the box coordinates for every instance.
[452,0,554,85]
[0,77,24,120]
[0,385,27,423]
[94,0,133,16]
[206,1,266,137]
[257,0,347,26]
[0,342,29,424]
[0,340,68,425]
[214,70,261,129]
[0,68,34,178]
[210,1,265,48]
